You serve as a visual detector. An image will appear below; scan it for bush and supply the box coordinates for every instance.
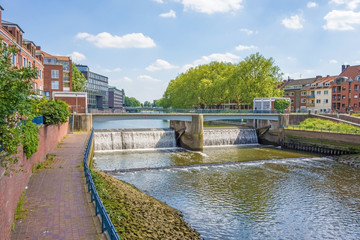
[22,120,39,159]
[274,99,290,113]
[38,100,70,125]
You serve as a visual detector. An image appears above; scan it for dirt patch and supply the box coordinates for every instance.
[91,170,202,240]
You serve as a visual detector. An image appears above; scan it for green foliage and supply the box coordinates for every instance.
[295,118,360,134]
[143,101,151,107]
[274,99,290,113]
[160,53,283,109]
[71,64,86,92]
[14,190,28,223]
[38,99,70,125]
[125,96,141,107]
[22,121,39,159]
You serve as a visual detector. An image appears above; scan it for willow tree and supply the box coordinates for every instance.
[228,53,283,108]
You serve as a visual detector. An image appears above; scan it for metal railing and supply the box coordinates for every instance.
[124,108,278,114]
[83,129,121,240]
[287,125,360,135]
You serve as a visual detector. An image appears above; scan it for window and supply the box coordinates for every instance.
[301,91,306,96]
[316,91,321,95]
[355,85,359,92]
[324,90,328,95]
[289,92,294,96]
[318,83,323,87]
[325,83,330,87]
[51,81,59,89]
[11,53,16,65]
[355,95,358,99]
[355,104,358,108]
[324,99,328,104]
[44,91,50,99]
[51,70,59,79]
[291,99,294,103]
[39,70,42,79]
[284,92,289,96]
[23,57,27,68]
[28,61,31,68]
[342,95,346,99]
[316,99,321,103]
[311,84,316,88]
[301,99,306,103]
[333,87,337,93]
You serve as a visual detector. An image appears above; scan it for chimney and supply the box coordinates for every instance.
[342,64,350,72]
[0,6,4,25]
[36,46,41,50]
[316,75,322,80]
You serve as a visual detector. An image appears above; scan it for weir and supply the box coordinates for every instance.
[203,128,258,146]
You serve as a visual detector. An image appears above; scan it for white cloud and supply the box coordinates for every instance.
[153,0,164,3]
[180,0,244,14]
[287,56,297,61]
[183,52,240,71]
[75,32,156,48]
[160,9,176,18]
[235,45,257,51]
[239,28,257,35]
[330,0,360,10]
[121,77,133,82]
[70,51,86,62]
[329,59,338,64]
[138,75,162,82]
[282,14,304,29]
[323,10,360,30]
[354,60,360,64]
[307,1,318,8]
[146,59,178,71]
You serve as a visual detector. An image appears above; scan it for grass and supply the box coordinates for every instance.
[12,190,28,230]
[288,118,360,134]
[32,154,55,172]
[352,112,360,118]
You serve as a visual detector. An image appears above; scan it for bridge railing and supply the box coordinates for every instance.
[125,108,278,114]
[83,129,121,240]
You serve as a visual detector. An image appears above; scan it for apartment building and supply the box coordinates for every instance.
[307,75,335,113]
[282,78,317,112]
[76,64,109,110]
[42,51,72,99]
[108,86,125,109]
[0,6,44,95]
[332,65,360,113]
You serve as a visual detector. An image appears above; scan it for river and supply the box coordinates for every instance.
[93,120,360,239]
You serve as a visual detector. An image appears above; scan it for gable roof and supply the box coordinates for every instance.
[340,65,360,80]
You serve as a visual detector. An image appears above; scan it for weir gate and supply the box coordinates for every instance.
[74,113,288,150]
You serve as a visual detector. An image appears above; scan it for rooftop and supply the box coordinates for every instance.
[1,19,24,33]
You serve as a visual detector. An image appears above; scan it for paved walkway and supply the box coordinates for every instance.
[11,132,105,240]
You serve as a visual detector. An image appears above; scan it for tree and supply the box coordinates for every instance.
[71,64,86,92]
[0,42,38,169]
[228,53,283,108]
[274,99,290,113]
[143,101,151,107]
[125,96,141,107]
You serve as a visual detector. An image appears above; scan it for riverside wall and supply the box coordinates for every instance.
[0,122,69,240]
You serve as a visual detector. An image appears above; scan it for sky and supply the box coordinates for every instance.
[2,0,360,103]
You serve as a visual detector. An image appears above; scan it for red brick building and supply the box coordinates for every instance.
[0,6,44,95]
[332,65,360,113]
[42,51,72,99]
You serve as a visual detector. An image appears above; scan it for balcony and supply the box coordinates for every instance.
[306,94,315,98]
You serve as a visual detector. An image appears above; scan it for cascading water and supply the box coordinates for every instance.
[203,128,258,146]
[94,129,177,151]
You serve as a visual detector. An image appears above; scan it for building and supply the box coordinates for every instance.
[76,65,109,110]
[253,97,290,112]
[53,92,87,113]
[0,6,44,95]
[108,86,125,109]
[306,75,336,113]
[282,78,317,112]
[332,65,360,113]
[42,51,72,99]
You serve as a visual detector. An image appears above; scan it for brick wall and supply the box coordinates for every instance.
[0,122,68,240]
[44,64,63,99]
[54,96,87,113]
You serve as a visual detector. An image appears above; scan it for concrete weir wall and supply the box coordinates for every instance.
[0,122,68,240]
[170,115,204,151]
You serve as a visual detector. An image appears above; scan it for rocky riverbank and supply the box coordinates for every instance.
[91,170,202,240]
[333,154,360,168]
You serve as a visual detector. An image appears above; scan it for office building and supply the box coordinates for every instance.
[108,86,125,109]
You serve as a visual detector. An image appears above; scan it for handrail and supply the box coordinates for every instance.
[83,129,121,240]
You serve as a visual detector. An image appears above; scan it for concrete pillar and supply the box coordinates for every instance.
[170,115,204,151]
[73,114,93,132]
[278,114,289,128]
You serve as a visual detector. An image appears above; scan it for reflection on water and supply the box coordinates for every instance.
[95,147,360,240]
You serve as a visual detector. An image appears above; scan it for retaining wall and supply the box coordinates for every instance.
[0,122,68,240]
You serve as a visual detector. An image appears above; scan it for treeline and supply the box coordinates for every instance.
[158,53,284,109]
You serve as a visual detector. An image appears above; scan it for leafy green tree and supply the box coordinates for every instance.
[228,53,283,108]
[125,96,141,107]
[38,100,70,125]
[71,64,86,92]
[274,99,290,113]
[143,101,151,107]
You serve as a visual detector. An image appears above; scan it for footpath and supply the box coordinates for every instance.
[11,132,105,240]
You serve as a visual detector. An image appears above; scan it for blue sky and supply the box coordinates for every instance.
[3,0,360,102]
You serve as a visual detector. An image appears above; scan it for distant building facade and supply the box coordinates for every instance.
[306,75,335,113]
[42,51,72,99]
[253,97,290,112]
[0,6,44,95]
[332,65,360,113]
[282,78,317,112]
[108,86,125,109]
[76,64,109,109]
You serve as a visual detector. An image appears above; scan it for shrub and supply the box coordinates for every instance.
[274,99,290,113]
[38,100,70,125]
[22,120,39,159]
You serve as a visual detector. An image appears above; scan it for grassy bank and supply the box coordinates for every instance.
[91,170,201,240]
[288,118,360,134]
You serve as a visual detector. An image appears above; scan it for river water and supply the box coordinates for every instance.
[94,146,360,240]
